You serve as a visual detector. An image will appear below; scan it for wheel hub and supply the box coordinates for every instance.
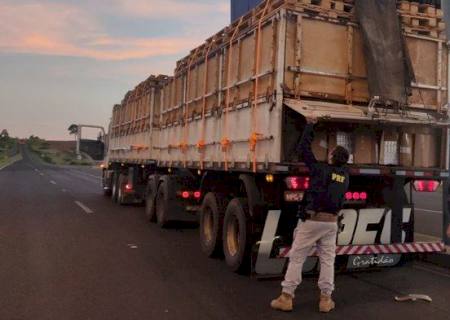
[202,208,214,243]
[226,216,240,257]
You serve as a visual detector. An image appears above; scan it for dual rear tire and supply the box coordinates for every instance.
[146,175,185,228]
[199,195,252,273]
[111,172,120,203]
[155,181,170,228]
[199,193,228,257]
[117,174,128,205]
[145,175,159,223]
[110,172,128,205]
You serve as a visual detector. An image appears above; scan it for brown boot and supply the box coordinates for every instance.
[270,292,293,312]
[319,294,335,313]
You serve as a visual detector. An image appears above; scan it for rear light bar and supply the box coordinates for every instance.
[345,192,367,202]
[285,176,310,190]
[178,191,202,200]
[413,180,440,192]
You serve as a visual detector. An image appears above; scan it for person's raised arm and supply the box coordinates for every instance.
[296,118,317,168]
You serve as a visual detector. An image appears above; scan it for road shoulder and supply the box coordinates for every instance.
[0,153,23,171]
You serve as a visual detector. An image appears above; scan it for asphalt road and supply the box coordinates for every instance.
[413,190,445,238]
[0,147,449,320]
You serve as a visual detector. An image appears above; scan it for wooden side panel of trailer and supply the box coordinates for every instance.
[407,37,448,111]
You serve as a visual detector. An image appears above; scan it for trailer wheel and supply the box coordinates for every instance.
[222,198,251,273]
[145,175,159,223]
[103,187,112,197]
[117,174,128,205]
[102,171,112,196]
[199,192,228,257]
[111,172,119,203]
[155,182,170,228]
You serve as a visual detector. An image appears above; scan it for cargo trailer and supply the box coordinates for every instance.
[102,0,450,275]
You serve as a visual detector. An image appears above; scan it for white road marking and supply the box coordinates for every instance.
[415,208,442,214]
[40,173,44,176]
[69,169,101,179]
[50,180,57,185]
[127,244,138,249]
[62,189,67,193]
[64,170,100,184]
[34,168,39,172]
[74,201,94,214]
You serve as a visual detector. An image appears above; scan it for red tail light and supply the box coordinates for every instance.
[286,176,310,190]
[181,191,190,199]
[413,180,440,192]
[193,191,201,199]
[345,192,368,202]
[125,184,133,191]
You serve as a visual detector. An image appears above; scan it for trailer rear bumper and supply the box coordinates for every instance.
[277,242,446,258]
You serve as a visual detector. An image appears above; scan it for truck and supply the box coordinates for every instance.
[102,0,450,276]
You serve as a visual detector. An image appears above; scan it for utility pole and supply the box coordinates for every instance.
[76,126,82,160]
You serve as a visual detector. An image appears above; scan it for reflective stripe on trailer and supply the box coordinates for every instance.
[278,242,445,258]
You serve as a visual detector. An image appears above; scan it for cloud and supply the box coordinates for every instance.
[112,0,230,19]
[0,1,228,61]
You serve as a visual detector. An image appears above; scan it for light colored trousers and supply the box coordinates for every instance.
[281,220,338,297]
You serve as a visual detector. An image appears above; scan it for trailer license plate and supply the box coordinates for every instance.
[284,191,304,202]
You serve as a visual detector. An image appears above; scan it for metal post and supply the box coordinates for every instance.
[391,177,405,243]
[443,178,449,245]
[76,127,82,160]
[445,24,450,244]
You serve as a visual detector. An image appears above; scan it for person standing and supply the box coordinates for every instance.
[271,118,350,313]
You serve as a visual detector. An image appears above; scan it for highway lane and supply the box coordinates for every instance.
[0,149,449,320]
[413,190,445,238]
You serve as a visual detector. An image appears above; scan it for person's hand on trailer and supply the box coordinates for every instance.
[306,116,318,124]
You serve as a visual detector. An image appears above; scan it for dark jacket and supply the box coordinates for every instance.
[297,124,349,215]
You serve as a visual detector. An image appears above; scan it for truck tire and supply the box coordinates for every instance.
[111,171,120,203]
[103,187,112,197]
[155,181,170,228]
[117,173,128,205]
[199,192,228,257]
[102,171,112,196]
[222,198,251,273]
[145,175,160,223]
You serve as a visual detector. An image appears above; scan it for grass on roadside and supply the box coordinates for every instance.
[0,137,17,166]
[0,154,8,167]
[28,137,92,166]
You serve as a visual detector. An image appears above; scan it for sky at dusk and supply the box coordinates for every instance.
[0,0,230,140]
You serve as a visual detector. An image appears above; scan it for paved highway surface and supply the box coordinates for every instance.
[0,147,449,320]
[414,190,445,238]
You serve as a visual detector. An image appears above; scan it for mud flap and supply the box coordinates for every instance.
[251,210,318,277]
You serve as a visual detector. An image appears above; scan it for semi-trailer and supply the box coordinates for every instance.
[102,0,450,276]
